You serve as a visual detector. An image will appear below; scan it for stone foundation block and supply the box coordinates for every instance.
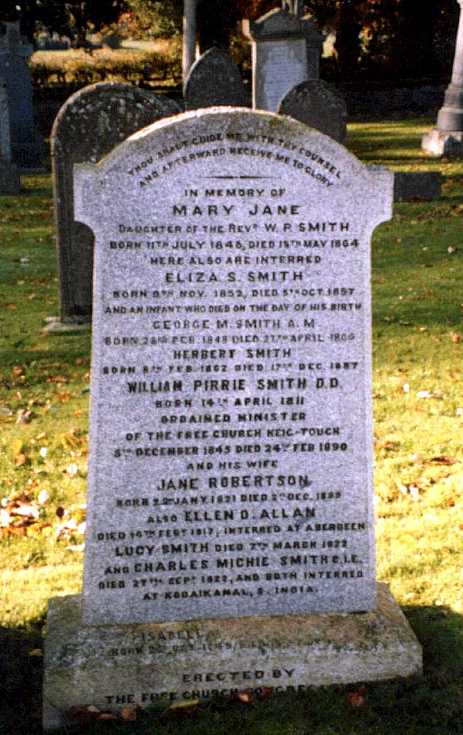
[394,171,442,201]
[422,128,463,157]
[43,583,422,731]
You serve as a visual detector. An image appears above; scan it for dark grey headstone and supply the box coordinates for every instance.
[0,22,43,167]
[0,73,20,193]
[0,158,20,194]
[51,82,181,322]
[278,80,347,143]
[394,171,442,202]
[184,47,248,110]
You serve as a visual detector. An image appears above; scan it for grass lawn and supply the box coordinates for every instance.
[1,117,463,733]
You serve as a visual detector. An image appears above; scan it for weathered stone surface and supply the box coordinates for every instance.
[243,9,322,111]
[0,21,43,167]
[184,47,248,109]
[278,80,347,143]
[51,82,181,322]
[73,108,393,626]
[394,171,442,201]
[43,583,422,731]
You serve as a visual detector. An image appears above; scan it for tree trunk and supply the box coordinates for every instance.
[183,0,197,82]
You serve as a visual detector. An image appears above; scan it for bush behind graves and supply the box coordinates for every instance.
[30,44,182,87]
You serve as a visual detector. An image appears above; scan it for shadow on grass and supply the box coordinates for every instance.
[0,623,44,735]
[3,605,463,735]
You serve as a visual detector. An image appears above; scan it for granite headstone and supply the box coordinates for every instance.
[0,21,43,167]
[278,80,347,143]
[43,108,422,729]
[184,47,248,110]
[243,9,323,112]
[51,82,182,323]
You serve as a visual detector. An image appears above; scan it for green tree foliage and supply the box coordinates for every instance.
[1,0,126,45]
[2,0,460,81]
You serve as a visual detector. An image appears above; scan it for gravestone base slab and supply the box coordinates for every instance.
[422,128,463,157]
[394,171,442,201]
[43,583,422,731]
[0,158,20,194]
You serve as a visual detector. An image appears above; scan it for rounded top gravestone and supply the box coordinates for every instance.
[278,80,348,143]
[74,107,393,626]
[51,82,182,322]
[184,47,248,110]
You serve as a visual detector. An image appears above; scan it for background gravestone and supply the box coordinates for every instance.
[0,21,43,168]
[278,80,348,143]
[0,75,20,194]
[243,8,323,111]
[43,108,422,729]
[184,47,248,109]
[51,82,182,324]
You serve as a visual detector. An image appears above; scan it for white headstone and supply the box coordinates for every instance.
[243,10,323,112]
[74,108,392,625]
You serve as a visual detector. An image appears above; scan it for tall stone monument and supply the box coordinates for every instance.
[43,108,422,730]
[243,7,323,112]
[0,21,43,167]
[422,0,463,156]
[51,83,181,325]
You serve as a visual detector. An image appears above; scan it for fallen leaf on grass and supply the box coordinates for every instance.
[65,463,79,477]
[168,699,200,713]
[256,687,273,701]
[14,453,29,467]
[231,689,255,705]
[46,375,68,384]
[11,502,40,519]
[426,456,459,466]
[451,332,461,343]
[346,687,366,708]
[67,706,100,725]
[416,390,433,399]
[38,489,49,504]
[28,649,43,657]
[120,705,140,721]
[16,409,33,424]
